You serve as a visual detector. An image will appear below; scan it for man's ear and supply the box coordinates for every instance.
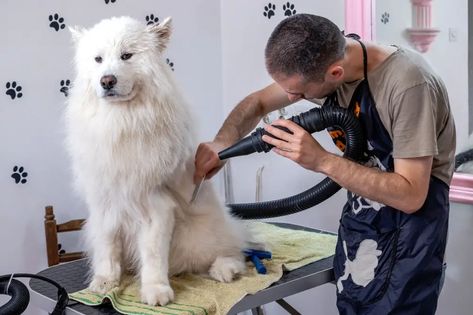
[69,26,87,43]
[147,16,172,51]
[325,64,344,82]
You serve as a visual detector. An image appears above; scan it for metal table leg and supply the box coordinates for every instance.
[251,306,265,315]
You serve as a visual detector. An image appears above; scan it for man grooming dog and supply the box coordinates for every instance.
[65,16,248,306]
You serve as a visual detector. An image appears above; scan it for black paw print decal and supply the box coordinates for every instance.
[381,12,390,24]
[60,79,70,97]
[49,13,66,31]
[263,3,276,19]
[104,0,116,3]
[283,2,297,16]
[5,81,23,100]
[166,58,174,71]
[11,166,28,184]
[145,14,159,25]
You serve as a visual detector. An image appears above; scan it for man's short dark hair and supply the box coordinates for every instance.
[265,14,345,82]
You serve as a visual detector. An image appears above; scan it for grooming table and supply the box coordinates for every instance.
[29,223,336,315]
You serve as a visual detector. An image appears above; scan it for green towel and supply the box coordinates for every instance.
[70,222,337,315]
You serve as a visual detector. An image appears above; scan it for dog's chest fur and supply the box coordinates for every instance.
[67,94,193,191]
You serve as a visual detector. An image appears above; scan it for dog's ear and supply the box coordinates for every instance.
[69,26,87,43]
[147,17,172,51]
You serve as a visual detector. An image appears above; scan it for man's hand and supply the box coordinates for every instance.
[262,119,330,172]
[193,141,228,184]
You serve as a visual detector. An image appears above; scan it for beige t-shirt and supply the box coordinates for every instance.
[336,47,456,185]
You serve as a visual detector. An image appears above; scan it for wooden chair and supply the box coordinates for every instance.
[44,205,86,266]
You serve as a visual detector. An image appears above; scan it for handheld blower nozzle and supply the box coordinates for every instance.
[218,128,272,160]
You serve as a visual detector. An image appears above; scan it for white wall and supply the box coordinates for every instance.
[375,0,469,150]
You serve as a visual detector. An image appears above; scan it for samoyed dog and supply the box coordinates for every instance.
[65,16,248,306]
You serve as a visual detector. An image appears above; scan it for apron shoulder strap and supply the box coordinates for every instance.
[355,39,368,79]
[344,33,368,79]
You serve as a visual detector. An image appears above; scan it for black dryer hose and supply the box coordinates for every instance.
[0,278,30,315]
[218,106,365,219]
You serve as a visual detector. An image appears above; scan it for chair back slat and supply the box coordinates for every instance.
[59,252,84,263]
[57,219,85,232]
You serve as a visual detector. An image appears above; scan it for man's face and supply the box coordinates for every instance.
[272,73,340,102]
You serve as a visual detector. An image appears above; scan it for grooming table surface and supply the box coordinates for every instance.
[29,223,336,315]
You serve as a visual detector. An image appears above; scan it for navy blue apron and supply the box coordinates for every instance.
[326,39,449,315]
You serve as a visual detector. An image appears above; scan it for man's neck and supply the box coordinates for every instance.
[342,38,397,83]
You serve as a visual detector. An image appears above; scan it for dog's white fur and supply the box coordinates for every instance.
[65,16,247,306]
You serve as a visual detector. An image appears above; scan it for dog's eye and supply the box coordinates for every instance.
[95,56,103,63]
[121,53,133,61]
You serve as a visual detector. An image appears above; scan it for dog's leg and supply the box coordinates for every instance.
[87,211,122,294]
[209,256,246,283]
[139,191,176,306]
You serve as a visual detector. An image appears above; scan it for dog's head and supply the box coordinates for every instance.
[69,16,172,102]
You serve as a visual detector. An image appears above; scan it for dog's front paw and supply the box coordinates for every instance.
[88,275,119,294]
[141,283,174,306]
[209,256,246,283]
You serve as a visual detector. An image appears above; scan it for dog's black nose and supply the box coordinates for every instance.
[100,75,117,90]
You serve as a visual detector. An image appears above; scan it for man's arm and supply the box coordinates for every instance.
[262,119,433,214]
[321,154,433,213]
[214,83,294,145]
[193,83,294,183]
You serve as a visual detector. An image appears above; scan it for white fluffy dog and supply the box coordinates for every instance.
[65,16,248,306]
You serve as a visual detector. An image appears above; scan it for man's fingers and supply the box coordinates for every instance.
[193,169,204,184]
[264,125,292,142]
[203,158,219,174]
[194,141,229,183]
[262,134,294,152]
[206,166,222,180]
[264,119,306,142]
[273,147,295,158]
[194,155,222,183]
[271,119,304,133]
[194,147,212,183]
